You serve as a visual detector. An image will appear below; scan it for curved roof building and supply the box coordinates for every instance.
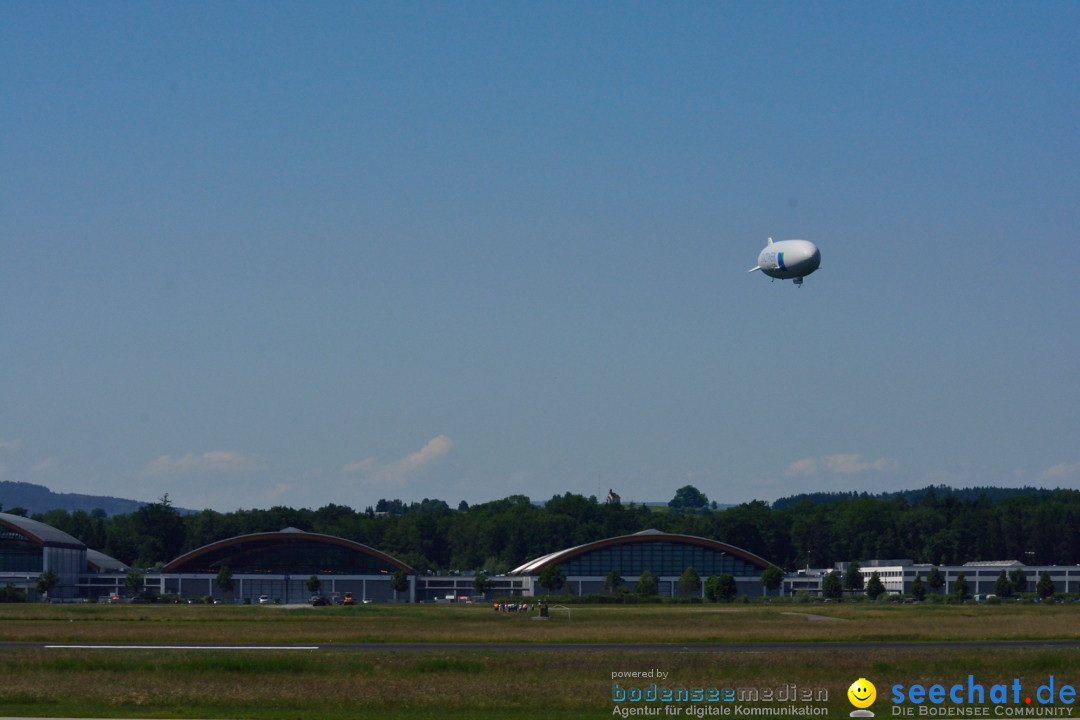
[510,529,772,597]
[0,512,85,552]
[163,527,414,576]
[0,511,88,599]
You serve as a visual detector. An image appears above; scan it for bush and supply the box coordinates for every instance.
[0,583,27,603]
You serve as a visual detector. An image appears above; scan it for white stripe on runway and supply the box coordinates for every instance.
[46,645,319,650]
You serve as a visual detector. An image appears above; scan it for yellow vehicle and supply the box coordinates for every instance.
[342,592,354,605]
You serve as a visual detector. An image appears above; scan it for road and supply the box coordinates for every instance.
[4,639,1078,652]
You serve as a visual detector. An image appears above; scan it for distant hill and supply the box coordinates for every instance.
[0,481,146,517]
[771,484,1056,510]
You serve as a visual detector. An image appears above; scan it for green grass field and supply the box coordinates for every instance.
[1,603,1077,719]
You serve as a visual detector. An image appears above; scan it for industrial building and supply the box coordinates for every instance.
[5,511,1077,603]
[784,559,1080,597]
[160,527,416,603]
[0,512,128,600]
[509,528,772,597]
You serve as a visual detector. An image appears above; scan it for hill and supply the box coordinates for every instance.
[0,481,145,517]
[770,484,1056,510]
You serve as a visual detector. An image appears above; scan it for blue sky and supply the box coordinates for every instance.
[3,2,1078,512]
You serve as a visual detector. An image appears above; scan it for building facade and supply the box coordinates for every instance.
[784,559,1080,597]
[0,512,128,601]
[10,511,1077,604]
[159,527,416,603]
[510,529,774,598]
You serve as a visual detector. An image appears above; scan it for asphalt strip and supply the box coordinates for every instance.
[779,612,846,621]
[45,644,319,650]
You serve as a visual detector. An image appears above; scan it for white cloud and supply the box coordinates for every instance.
[1041,461,1080,481]
[343,435,455,486]
[143,451,262,477]
[342,457,378,474]
[259,482,295,505]
[786,454,898,476]
[0,438,21,453]
[785,457,820,476]
[30,458,58,474]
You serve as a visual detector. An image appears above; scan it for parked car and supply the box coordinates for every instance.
[310,595,329,606]
[258,595,271,604]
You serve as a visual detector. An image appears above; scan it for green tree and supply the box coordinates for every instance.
[472,572,494,598]
[668,485,708,510]
[822,570,843,600]
[704,574,738,602]
[760,565,784,597]
[635,570,658,597]
[704,576,721,602]
[843,562,864,595]
[538,565,566,594]
[124,569,144,597]
[927,567,945,594]
[0,583,27,603]
[603,570,624,594]
[865,571,885,600]
[910,574,926,601]
[306,574,321,596]
[215,566,235,597]
[391,570,411,601]
[1036,570,1055,599]
[131,495,185,566]
[953,572,970,601]
[676,567,701,598]
[993,570,1013,597]
[1009,568,1027,594]
[35,569,59,600]
[712,574,738,602]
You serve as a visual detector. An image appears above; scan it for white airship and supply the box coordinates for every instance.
[748,238,821,286]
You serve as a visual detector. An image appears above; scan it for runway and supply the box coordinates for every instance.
[4,639,1077,652]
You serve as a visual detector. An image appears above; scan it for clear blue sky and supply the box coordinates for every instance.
[3,2,1078,512]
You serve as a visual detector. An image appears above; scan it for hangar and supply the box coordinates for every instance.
[2,514,778,602]
[0,511,128,601]
[510,529,773,597]
[159,527,416,603]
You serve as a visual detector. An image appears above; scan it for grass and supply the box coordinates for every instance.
[0,603,1077,719]
[1,601,1078,644]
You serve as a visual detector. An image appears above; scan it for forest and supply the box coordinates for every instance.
[7,486,1080,574]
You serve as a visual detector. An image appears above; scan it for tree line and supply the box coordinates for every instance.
[8,486,1080,573]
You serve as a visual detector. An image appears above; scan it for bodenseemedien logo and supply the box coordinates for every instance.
[849,678,877,717]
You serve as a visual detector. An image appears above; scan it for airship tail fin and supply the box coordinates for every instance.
[766,237,773,245]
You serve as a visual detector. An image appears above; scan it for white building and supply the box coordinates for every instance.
[784,558,1080,597]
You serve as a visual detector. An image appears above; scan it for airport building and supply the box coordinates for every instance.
[7,511,1077,603]
[784,559,1080,597]
[509,529,773,598]
[0,512,128,601]
[160,527,416,603]
[1,514,775,603]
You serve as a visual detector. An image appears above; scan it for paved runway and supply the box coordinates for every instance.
[4,639,1078,652]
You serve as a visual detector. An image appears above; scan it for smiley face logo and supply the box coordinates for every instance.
[848,678,877,709]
